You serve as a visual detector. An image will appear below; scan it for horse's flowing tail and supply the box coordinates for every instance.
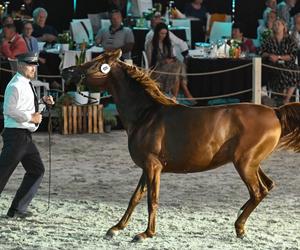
[275,103,300,152]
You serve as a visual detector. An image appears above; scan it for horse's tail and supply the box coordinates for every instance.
[274,102,300,152]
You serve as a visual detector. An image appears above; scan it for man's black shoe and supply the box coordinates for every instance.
[6,209,33,219]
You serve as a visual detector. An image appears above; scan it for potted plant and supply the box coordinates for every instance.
[103,110,117,133]
[57,31,73,51]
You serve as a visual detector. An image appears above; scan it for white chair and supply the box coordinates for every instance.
[130,0,153,17]
[70,19,94,44]
[61,50,92,70]
[141,51,149,70]
[8,58,18,76]
[171,19,191,47]
[209,21,232,43]
[100,19,111,30]
[31,80,50,100]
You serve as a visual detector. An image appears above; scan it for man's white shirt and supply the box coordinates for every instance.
[3,72,44,132]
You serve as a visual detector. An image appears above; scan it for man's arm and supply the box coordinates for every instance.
[1,38,28,59]
[95,29,104,45]
[121,29,135,54]
[3,86,32,122]
[169,31,189,56]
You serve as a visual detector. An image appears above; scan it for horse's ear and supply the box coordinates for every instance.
[115,49,122,59]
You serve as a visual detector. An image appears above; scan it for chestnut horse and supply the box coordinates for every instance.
[62,50,300,242]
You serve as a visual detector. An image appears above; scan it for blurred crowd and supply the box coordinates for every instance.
[0,0,300,104]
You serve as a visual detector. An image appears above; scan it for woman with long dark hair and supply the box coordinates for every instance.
[145,22,194,101]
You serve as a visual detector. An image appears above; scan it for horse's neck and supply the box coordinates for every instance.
[110,67,158,130]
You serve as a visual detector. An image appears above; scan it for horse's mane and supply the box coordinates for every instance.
[118,60,177,106]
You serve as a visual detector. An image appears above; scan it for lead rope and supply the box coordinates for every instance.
[39,105,52,213]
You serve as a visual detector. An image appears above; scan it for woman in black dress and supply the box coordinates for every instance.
[260,18,299,104]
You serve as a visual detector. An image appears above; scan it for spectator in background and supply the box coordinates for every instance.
[145,22,194,103]
[9,0,44,20]
[32,7,57,44]
[257,10,277,47]
[292,13,300,48]
[277,0,297,29]
[263,0,277,20]
[0,15,15,42]
[231,22,256,54]
[145,13,189,59]
[292,13,300,63]
[0,23,28,95]
[22,21,39,53]
[95,9,134,60]
[0,24,28,59]
[184,0,208,23]
[260,18,299,104]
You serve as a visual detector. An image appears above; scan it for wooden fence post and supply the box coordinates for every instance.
[252,57,262,104]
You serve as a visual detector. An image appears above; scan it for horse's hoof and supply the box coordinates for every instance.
[105,229,119,240]
[236,230,246,239]
[132,234,145,243]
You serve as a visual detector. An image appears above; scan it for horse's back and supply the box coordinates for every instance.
[158,103,281,173]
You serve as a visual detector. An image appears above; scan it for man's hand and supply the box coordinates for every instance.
[31,113,42,124]
[42,95,55,105]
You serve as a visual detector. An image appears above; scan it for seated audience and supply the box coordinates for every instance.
[184,0,208,22]
[277,0,297,29]
[292,13,300,66]
[0,23,28,95]
[32,7,57,44]
[263,0,277,20]
[9,0,44,20]
[184,0,208,34]
[95,9,134,60]
[257,10,277,47]
[22,21,39,53]
[145,22,194,102]
[292,13,300,49]
[0,24,28,59]
[231,22,256,54]
[145,13,189,59]
[22,20,47,66]
[0,15,15,42]
[260,18,299,104]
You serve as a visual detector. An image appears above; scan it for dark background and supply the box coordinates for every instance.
[2,0,300,38]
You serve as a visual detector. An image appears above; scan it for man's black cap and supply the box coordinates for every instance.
[17,52,39,65]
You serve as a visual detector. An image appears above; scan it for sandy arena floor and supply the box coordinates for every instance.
[0,131,299,250]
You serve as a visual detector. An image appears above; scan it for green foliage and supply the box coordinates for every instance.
[75,49,87,91]
[229,39,242,48]
[57,31,72,44]
[103,110,118,127]
[75,49,86,66]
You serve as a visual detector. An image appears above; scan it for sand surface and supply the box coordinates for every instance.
[0,131,299,250]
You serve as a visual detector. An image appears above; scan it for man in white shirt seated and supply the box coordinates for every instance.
[95,9,135,60]
[0,52,54,219]
[145,13,189,59]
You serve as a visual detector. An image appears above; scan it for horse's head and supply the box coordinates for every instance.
[62,49,122,91]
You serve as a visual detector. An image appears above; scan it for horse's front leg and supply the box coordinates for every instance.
[132,157,162,242]
[105,172,147,239]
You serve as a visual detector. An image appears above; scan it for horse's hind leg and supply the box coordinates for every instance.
[234,162,269,238]
[259,167,275,192]
[106,172,147,239]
